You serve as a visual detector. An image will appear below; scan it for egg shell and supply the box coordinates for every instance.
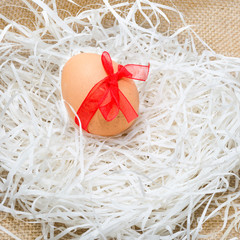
[61,53,139,136]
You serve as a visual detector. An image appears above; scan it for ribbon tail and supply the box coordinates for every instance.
[119,90,138,123]
[124,63,150,81]
[75,79,107,131]
[75,104,98,132]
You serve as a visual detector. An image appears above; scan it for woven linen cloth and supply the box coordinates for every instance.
[0,0,240,239]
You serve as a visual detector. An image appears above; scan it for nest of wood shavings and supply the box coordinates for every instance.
[1,0,240,239]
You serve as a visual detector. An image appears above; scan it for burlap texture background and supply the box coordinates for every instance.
[0,0,240,239]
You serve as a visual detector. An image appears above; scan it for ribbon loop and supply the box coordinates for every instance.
[101,51,114,75]
[75,51,150,132]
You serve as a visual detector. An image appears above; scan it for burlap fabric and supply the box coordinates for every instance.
[0,0,240,239]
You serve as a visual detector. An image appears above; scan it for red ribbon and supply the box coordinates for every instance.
[75,51,150,131]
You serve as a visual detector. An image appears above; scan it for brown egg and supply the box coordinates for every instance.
[61,53,139,136]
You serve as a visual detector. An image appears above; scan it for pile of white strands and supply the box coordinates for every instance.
[1,0,240,239]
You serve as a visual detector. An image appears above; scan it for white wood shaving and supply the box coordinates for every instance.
[0,0,240,239]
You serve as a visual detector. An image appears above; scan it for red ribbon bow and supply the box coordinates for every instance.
[75,51,150,131]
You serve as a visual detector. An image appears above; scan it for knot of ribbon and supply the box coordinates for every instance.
[75,51,150,131]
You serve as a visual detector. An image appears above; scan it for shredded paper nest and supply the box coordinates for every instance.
[0,0,240,239]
